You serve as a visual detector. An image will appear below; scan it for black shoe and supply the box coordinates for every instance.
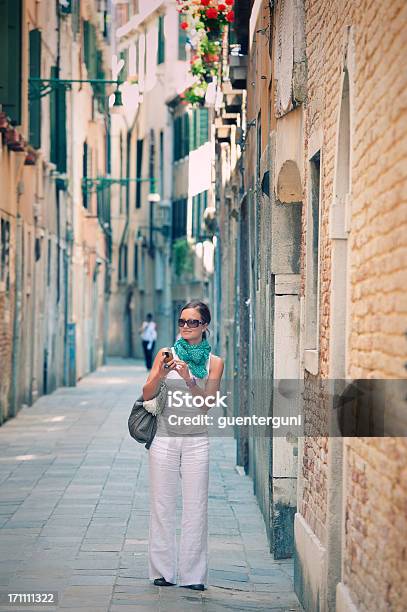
[154,577,176,586]
[182,584,205,591]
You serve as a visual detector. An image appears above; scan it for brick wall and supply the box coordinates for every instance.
[300,0,407,608]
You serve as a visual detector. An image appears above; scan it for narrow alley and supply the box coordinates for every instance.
[0,360,302,612]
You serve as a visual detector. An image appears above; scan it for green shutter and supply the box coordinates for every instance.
[174,116,182,162]
[72,0,81,38]
[83,21,90,69]
[119,49,128,80]
[192,195,197,238]
[50,66,58,165]
[194,109,199,149]
[0,0,22,124]
[199,108,209,146]
[57,81,67,172]
[29,29,41,149]
[157,15,165,64]
[84,21,97,80]
[189,110,195,151]
[182,113,189,158]
[178,13,187,60]
[50,66,67,172]
[82,141,88,208]
[136,139,143,208]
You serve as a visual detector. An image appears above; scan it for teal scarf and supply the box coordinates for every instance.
[173,337,212,379]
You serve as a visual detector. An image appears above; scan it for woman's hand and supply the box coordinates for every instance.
[157,351,178,379]
[142,349,177,400]
[172,359,191,381]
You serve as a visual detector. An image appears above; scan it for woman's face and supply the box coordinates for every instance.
[179,307,208,342]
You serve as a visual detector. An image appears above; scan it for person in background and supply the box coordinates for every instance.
[139,313,157,370]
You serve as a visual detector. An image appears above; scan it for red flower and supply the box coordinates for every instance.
[180,21,189,30]
[218,3,226,10]
[226,10,234,21]
[206,7,219,19]
[225,0,234,5]
[201,0,210,5]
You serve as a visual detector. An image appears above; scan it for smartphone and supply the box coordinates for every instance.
[162,349,173,368]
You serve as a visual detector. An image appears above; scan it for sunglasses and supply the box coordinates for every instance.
[178,318,204,328]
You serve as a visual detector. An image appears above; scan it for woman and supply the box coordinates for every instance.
[139,313,157,370]
[142,300,224,591]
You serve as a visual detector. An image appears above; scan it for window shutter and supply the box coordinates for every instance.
[134,243,138,280]
[157,15,165,65]
[182,197,187,237]
[192,195,197,239]
[96,49,105,111]
[182,113,189,158]
[50,65,67,173]
[50,66,58,165]
[82,141,88,208]
[199,107,209,146]
[136,139,143,208]
[119,48,128,80]
[57,84,67,172]
[29,29,41,148]
[71,0,81,38]
[178,13,187,60]
[188,110,195,151]
[0,0,22,124]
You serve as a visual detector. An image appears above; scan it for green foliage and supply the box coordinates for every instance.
[172,238,194,277]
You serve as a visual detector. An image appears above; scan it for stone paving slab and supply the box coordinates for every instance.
[0,358,302,611]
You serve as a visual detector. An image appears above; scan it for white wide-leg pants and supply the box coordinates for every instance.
[148,435,209,586]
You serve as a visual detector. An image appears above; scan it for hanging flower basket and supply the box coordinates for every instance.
[177,0,234,105]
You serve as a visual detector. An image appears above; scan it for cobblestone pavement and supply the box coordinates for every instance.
[0,359,302,611]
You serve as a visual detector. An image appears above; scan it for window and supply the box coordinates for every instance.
[0,0,22,124]
[119,243,128,281]
[119,48,128,81]
[173,116,181,161]
[126,132,131,213]
[305,150,321,369]
[136,139,143,208]
[50,65,67,172]
[71,0,81,39]
[178,13,187,60]
[84,21,97,79]
[0,218,10,293]
[119,132,124,213]
[172,198,187,240]
[192,191,208,240]
[133,243,138,280]
[149,129,156,193]
[189,108,209,151]
[29,29,41,149]
[159,131,164,198]
[130,1,139,17]
[157,15,165,65]
[47,239,51,287]
[173,112,191,162]
[82,141,90,209]
[198,107,209,146]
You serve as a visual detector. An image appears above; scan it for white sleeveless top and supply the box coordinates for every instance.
[155,345,211,437]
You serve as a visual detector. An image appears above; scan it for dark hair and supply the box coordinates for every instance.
[180,300,211,340]
[146,313,153,321]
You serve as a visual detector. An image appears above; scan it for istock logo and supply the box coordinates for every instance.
[168,390,229,409]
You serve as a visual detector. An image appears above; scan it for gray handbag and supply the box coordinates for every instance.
[128,380,167,449]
